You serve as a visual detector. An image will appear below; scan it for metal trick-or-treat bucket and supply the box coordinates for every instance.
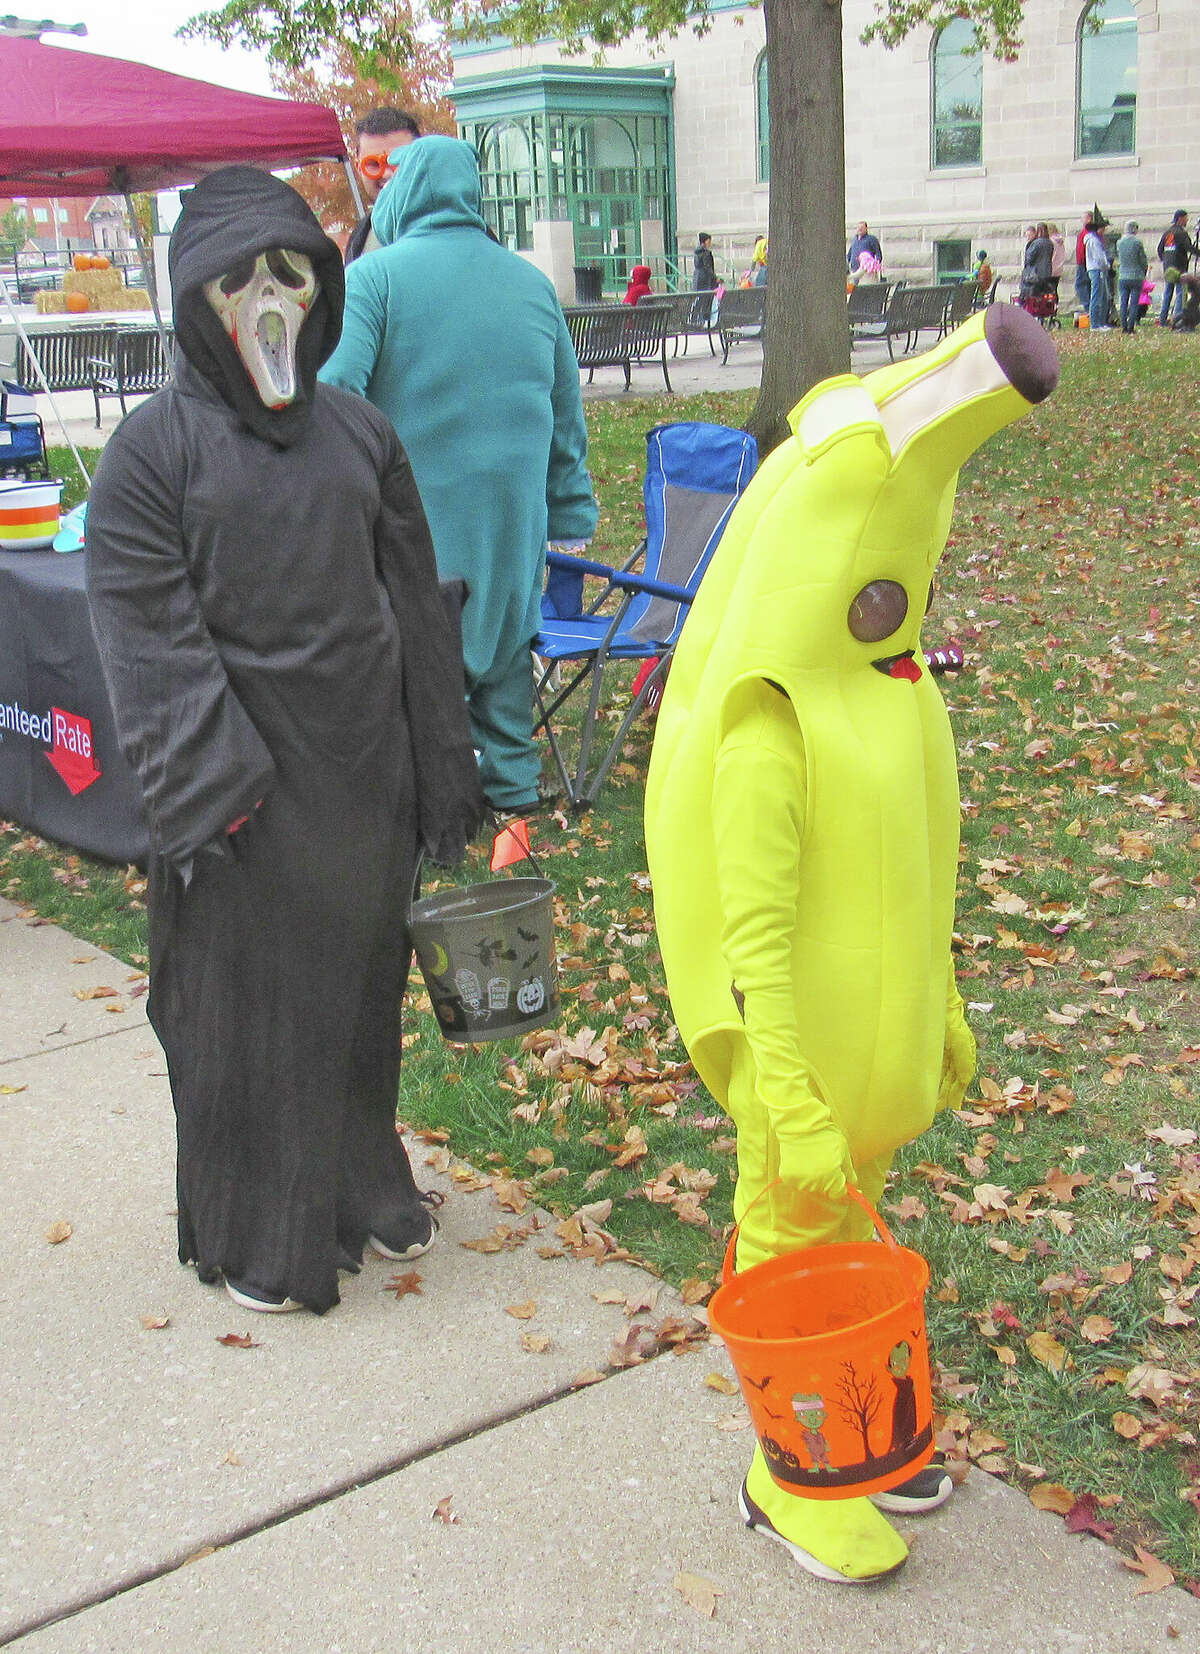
[410,858,559,1043]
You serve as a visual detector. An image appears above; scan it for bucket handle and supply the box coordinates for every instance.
[409,820,546,919]
[720,1182,900,1285]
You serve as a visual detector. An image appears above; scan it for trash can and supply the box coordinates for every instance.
[573,264,603,304]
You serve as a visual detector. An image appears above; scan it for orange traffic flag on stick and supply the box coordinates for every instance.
[490,818,530,872]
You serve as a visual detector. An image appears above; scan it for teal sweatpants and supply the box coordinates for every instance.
[468,632,542,809]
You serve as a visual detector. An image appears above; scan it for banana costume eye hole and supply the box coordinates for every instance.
[848,580,908,643]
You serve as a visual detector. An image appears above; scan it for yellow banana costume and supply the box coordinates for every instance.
[645,308,1057,1582]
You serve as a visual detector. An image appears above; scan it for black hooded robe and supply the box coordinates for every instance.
[86,168,481,1313]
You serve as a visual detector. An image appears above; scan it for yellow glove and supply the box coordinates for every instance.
[937,978,977,1113]
[777,1116,857,1201]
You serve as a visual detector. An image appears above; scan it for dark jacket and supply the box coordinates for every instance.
[345,209,374,264]
[1019,236,1054,295]
[692,242,717,291]
[1157,222,1194,274]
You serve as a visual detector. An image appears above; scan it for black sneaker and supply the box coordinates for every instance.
[869,1456,955,1514]
[369,1189,443,1261]
[224,1277,302,1313]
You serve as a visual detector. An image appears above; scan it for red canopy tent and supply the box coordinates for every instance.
[0,35,347,195]
[0,36,351,484]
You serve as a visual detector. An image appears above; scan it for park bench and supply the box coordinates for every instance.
[879,283,957,359]
[19,325,122,393]
[848,279,903,345]
[943,279,977,333]
[642,290,718,356]
[565,303,673,392]
[88,327,174,425]
[714,286,766,364]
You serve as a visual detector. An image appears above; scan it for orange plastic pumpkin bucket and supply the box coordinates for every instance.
[708,1187,934,1500]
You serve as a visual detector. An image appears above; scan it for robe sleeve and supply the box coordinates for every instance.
[373,431,484,864]
[85,420,275,865]
[545,307,599,545]
[318,261,387,397]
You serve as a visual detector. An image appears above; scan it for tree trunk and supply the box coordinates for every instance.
[747,0,850,458]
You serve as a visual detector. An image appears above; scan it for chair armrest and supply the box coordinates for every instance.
[546,547,619,580]
[546,546,691,606]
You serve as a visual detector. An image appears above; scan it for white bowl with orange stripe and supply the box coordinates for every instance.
[0,479,63,550]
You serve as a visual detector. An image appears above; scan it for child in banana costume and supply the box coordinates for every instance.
[644,306,1058,1582]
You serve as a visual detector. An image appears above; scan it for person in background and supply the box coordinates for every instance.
[692,232,718,294]
[623,264,653,305]
[1156,209,1194,327]
[321,138,597,814]
[1116,220,1148,334]
[846,221,882,273]
[1017,224,1053,312]
[1047,223,1065,299]
[345,106,421,264]
[971,249,993,298]
[1084,212,1112,331]
[1073,210,1094,317]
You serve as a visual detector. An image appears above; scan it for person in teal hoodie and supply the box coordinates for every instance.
[320,137,598,810]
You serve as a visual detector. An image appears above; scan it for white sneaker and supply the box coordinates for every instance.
[224,1277,303,1313]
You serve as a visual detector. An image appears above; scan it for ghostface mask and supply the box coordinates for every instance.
[202,248,316,409]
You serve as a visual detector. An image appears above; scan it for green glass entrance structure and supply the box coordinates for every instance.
[453,65,676,291]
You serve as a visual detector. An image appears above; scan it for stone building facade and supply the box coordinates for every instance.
[450,0,1198,300]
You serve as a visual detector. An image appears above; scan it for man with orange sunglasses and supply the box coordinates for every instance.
[346,106,421,264]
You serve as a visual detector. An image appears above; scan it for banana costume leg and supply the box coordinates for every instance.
[644,308,1058,1583]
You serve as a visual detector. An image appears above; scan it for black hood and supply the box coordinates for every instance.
[169,166,345,447]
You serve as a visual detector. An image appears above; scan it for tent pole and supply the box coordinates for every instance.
[344,158,365,217]
[0,271,90,489]
[119,180,172,359]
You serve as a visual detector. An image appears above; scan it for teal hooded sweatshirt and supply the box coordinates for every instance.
[319,137,597,685]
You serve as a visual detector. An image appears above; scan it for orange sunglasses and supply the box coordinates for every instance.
[357,153,396,182]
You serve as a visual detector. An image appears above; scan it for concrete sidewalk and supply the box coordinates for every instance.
[3,896,1198,1651]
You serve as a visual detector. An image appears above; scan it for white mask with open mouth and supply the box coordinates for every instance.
[202,248,316,409]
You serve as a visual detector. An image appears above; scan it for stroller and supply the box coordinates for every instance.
[0,382,49,481]
[1019,283,1059,329]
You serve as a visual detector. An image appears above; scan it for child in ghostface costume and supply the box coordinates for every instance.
[645,305,1058,1581]
[86,168,483,1314]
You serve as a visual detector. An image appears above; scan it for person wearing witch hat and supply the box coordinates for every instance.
[86,166,483,1314]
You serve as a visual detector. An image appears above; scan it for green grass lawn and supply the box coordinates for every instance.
[6,337,1199,1587]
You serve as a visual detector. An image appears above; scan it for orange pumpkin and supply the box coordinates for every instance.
[91,254,111,270]
[72,253,90,272]
[65,292,90,313]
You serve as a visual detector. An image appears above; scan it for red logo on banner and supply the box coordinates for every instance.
[45,707,102,795]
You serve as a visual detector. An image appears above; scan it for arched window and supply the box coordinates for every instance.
[931,19,982,168]
[755,53,769,184]
[1077,0,1137,157]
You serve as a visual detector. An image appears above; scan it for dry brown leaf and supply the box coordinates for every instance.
[1080,1314,1116,1345]
[521,1332,551,1353]
[0,1083,27,1094]
[1029,1482,1076,1514]
[216,1332,259,1348]
[432,1495,460,1525]
[384,1271,424,1299]
[570,1369,606,1388]
[505,1299,537,1319]
[140,1314,170,1330]
[73,985,118,1000]
[1025,1331,1070,1374]
[673,1572,723,1619]
[704,1372,738,1395]
[44,1220,73,1244]
[1124,1546,1175,1596]
[1111,1412,1143,1439]
[680,1276,712,1306]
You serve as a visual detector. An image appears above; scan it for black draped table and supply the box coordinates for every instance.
[0,548,148,864]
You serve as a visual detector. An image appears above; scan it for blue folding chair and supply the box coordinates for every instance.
[534,420,758,810]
